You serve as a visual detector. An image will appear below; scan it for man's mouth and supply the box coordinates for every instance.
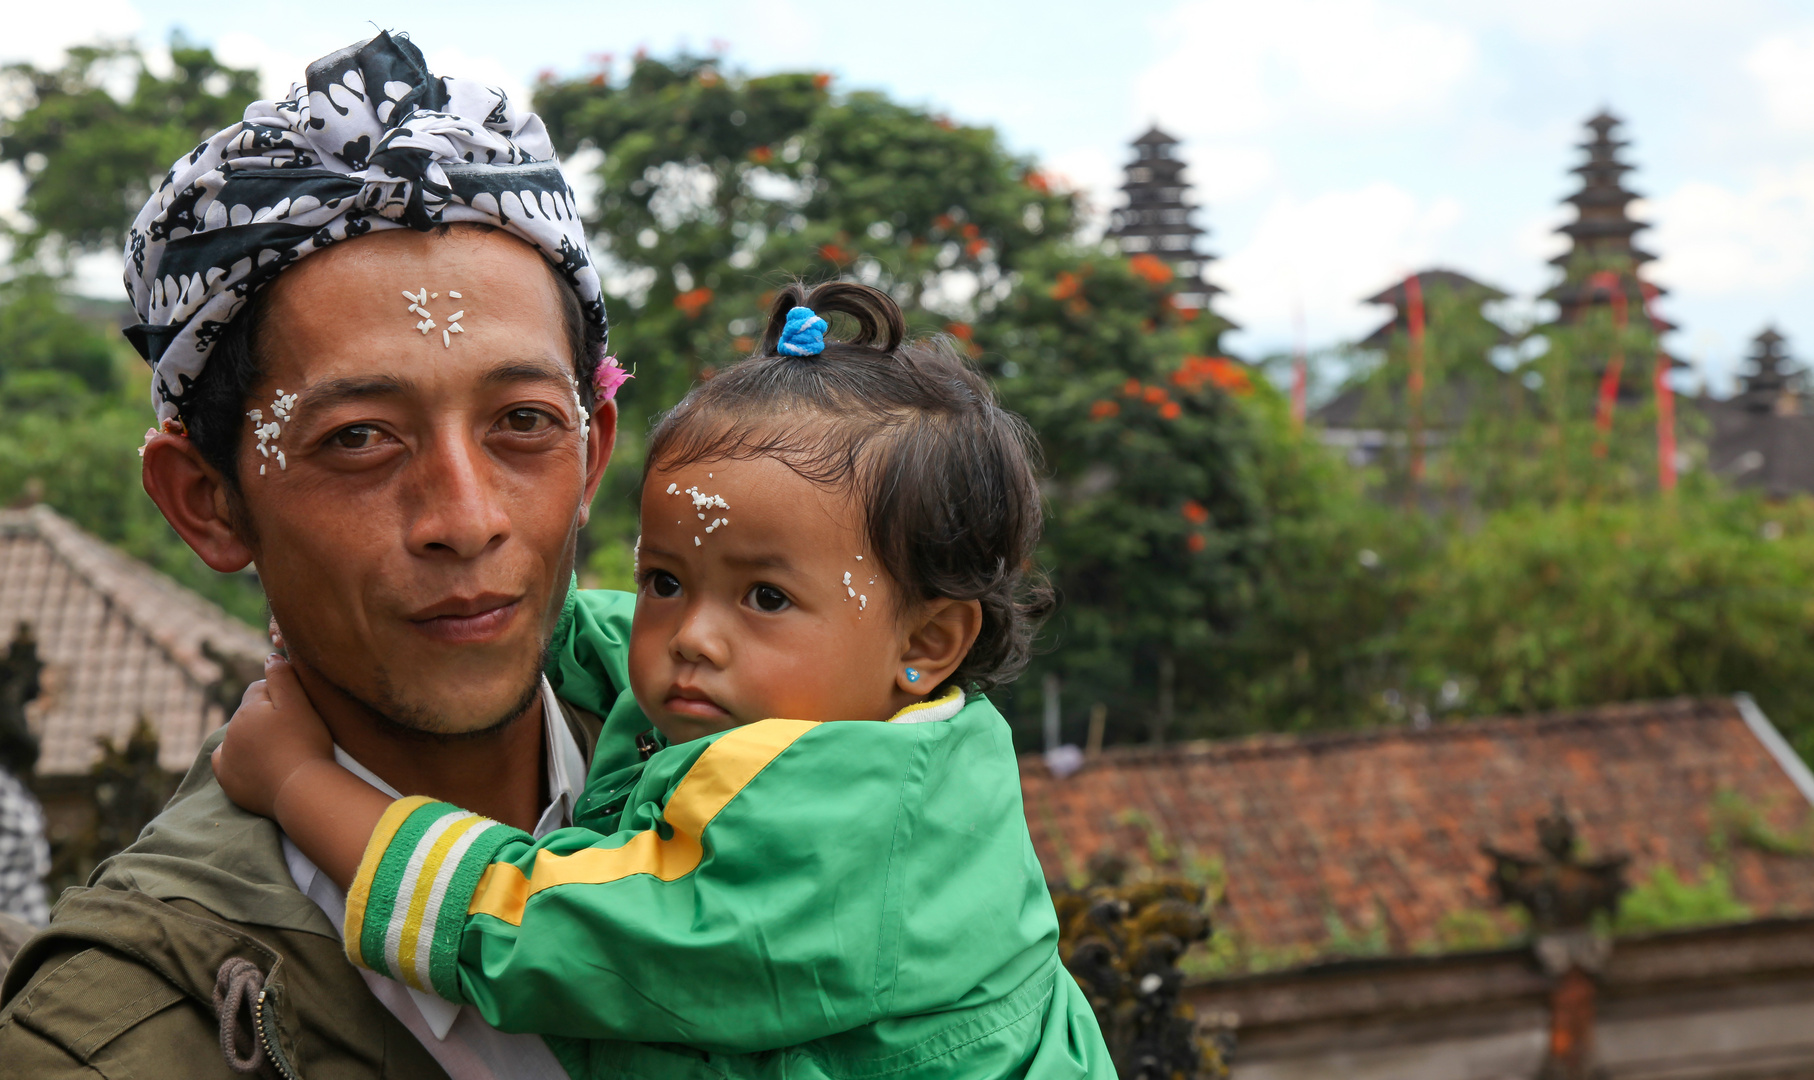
[408,594,522,644]
[664,686,730,720]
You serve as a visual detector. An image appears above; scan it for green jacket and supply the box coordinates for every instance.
[345,589,1113,1079]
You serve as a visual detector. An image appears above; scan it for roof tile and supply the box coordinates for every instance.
[1021,698,1814,960]
[1,506,267,775]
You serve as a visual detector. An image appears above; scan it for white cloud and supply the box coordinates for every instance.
[1136,0,1477,138]
[0,2,142,68]
[1185,144,1275,205]
[1746,29,1814,132]
[210,31,312,101]
[1216,183,1464,345]
[1469,0,1730,48]
[1648,165,1814,295]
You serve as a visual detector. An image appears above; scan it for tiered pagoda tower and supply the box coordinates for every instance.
[1107,126,1226,313]
[1543,110,1674,335]
[1732,327,1804,414]
[1703,327,1814,496]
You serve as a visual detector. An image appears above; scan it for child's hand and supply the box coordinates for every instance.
[211,655,333,819]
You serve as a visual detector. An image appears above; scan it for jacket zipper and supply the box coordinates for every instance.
[254,987,301,1080]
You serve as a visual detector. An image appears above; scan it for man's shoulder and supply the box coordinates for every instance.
[0,731,449,1077]
[89,726,334,937]
[0,888,451,1079]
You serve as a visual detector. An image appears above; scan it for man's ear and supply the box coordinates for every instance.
[578,399,617,528]
[895,598,983,696]
[141,434,255,573]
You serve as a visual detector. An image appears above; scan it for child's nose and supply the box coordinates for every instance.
[670,605,727,666]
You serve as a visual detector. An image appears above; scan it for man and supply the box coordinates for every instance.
[0,33,630,1079]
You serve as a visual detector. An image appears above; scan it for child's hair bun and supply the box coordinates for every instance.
[760,281,906,356]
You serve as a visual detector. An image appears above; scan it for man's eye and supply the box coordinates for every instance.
[645,571,682,599]
[503,408,553,433]
[747,584,791,613]
[332,424,379,449]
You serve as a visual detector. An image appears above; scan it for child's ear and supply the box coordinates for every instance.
[896,598,983,696]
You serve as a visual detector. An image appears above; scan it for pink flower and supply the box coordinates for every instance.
[592,355,633,402]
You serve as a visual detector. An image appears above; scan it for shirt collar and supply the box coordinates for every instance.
[330,674,585,833]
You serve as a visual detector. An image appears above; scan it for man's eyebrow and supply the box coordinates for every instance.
[296,360,571,412]
[299,374,409,410]
[481,359,574,389]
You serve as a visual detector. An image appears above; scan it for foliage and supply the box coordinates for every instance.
[978,246,1255,742]
[1613,862,1751,934]
[0,276,265,622]
[1710,789,1814,857]
[1428,907,1524,953]
[1052,858,1231,1079]
[1,37,260,259]
[1398,492,1814,753]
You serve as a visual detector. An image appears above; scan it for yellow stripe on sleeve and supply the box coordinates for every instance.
[395,813,485,990]
[468,718,816,926]
[344,795,438,970]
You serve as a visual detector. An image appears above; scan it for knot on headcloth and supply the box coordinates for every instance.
[777,307,828,356]
[123,31,605,425]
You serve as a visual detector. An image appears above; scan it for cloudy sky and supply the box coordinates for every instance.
[8,0,1814,390]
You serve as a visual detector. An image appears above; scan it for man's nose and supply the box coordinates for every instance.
[406,428,511,559]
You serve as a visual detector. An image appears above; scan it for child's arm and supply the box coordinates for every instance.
[344,717,930,1049]
[339,695,1049,1054]
[211,656,391,888]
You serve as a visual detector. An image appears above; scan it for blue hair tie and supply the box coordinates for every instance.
[778,306,828,356]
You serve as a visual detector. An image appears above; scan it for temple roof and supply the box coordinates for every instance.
[1131,125,1181,147]
[0,505,267,775]
[1021,697,1814,963]
[1356,269,1510,351]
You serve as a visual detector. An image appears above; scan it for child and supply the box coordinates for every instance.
[213,281,1114,1078]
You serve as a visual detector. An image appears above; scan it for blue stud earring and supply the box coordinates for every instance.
[905,668,921,684]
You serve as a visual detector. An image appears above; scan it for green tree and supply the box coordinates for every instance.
[1399,491,1814,756]
[979,247,1276,743]
[0,40,265,622]
[0,277,264,622]
[1,37,260,260]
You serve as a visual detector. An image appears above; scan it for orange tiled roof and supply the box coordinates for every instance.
[0,505,268,775]
[1020,698,1814,959]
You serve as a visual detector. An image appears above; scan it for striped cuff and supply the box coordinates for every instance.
[343,796,522,1001]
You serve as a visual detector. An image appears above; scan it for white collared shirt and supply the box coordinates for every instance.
[283,676,586,1080]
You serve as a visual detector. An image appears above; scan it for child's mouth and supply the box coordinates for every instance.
[664,689,729,719]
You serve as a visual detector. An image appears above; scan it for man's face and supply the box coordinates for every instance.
[236,228,608,735]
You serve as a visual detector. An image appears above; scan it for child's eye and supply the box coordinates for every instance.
[645,570,682,599]
[747,584,791,613]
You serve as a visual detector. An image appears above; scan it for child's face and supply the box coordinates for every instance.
[629,454,915,742]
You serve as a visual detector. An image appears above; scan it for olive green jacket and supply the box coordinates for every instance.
[0,704,603,1079]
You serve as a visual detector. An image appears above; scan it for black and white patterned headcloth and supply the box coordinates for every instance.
[123,31,605,425]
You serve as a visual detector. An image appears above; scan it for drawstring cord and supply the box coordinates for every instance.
[213,956,268,1075]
